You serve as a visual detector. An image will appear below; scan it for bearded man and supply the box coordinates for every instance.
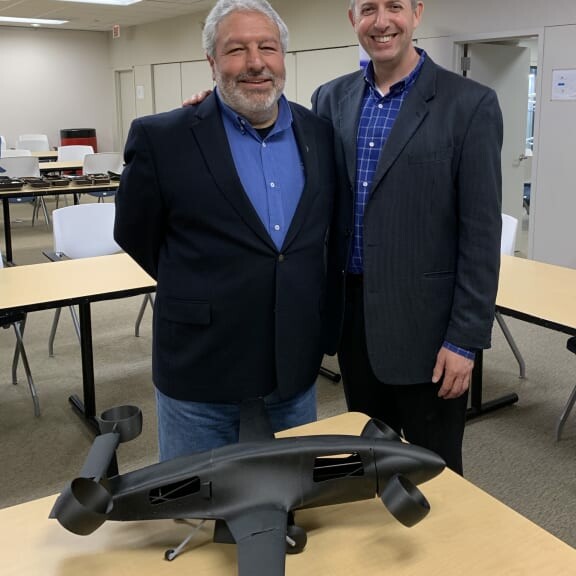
[114,0,337,460]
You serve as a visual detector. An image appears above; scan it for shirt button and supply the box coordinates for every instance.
[362,181,368,187]
[270,182,276,188]
[274,224,281,231]
[369,142,375,147]
[262,142,267,148]
[378,104,383,109]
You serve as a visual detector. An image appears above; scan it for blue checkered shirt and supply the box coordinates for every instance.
[348,50,474,360]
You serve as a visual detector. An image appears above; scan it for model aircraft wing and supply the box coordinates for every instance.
[227,508,288,576]
[238,397,275,442]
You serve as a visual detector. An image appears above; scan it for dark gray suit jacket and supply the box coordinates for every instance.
[313,56,502,384]
[114,95,336,402]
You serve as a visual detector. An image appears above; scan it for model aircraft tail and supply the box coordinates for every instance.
[49,405,142,535]
[360,418,402,441]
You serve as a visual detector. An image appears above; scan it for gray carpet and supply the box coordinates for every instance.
[1,201,575,549]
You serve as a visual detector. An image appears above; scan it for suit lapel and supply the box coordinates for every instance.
[370,59,437,192]
[188,95,276,250]
[338,72,366,186]
[281,105,319,251]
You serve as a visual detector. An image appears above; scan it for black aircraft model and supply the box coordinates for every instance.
[50,401,445,576]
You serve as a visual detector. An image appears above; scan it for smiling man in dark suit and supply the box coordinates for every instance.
[313,0,503,474]
[114,0,336,460]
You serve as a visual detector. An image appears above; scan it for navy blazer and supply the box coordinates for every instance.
[114,95,336,402]
[313,57,503,384]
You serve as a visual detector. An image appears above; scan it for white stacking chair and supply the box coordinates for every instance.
[17,134,50,152]
[0,254,40,416]
[0,156,50,226]
[83,152,123,175]
[0,135,7,150]
[83,152,124,203]
[57,145,94,161]
[496,213,526,378]
[47,203,122,356]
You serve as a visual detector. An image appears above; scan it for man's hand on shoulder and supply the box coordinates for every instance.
[183,90,213,107]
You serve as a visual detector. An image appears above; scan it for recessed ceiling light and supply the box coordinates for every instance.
[57,0,142,5]
[0,16,69,25]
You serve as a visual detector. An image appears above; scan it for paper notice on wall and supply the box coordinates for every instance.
[113,24,120,39]
[552,69,576,100]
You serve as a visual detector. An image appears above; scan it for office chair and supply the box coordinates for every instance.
[83,152,123,202]
[497,213,526,379]
[556,337,576,441]
[0,155,50,226]
[46,203,121,356]
[16,134,50,152]
[57,145,94,162]
[0,254,40,416]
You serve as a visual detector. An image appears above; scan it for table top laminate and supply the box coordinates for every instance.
[0,253,154,313]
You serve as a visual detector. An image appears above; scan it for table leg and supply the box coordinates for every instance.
[68,301,100,434]
[2,198,13,264]
[466,350,519,420]
[319,366,342,383]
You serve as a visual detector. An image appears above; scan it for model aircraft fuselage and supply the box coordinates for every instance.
[50,405,445,576]
[104,434,442,523]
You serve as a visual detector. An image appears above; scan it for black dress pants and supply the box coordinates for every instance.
[338,274,468,475]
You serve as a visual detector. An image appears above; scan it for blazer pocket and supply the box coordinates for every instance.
[408,147,453,164]
[422,270,455,279]
[159,298,211,325]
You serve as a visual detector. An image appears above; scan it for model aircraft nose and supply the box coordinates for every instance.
[380,474,430,527]
[50,477,113,535]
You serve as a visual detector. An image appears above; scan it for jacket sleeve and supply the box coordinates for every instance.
[114,119,166,281]
[445,88,503,349]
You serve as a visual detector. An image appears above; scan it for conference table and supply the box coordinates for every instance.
[1,411,575,575]
[0,253,155,430]
[0,181,119,264]
[468,254,576,418]
[31,150,59,161]
[38,160,84,173]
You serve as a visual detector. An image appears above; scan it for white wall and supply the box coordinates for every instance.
[0,27,115,152]
[531,25,576,268]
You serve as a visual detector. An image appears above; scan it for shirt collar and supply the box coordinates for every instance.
[215,88,293,138]
[364,47,426,96]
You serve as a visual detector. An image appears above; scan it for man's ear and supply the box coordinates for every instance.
[207,54,216,81]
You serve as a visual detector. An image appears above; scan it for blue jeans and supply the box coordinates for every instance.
[156,384,317,461]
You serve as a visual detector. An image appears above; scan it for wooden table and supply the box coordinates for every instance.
[1,412,574,575]
[0,181,119,264]
[0,254,155,429]
[39,160,84,173]
[469,254,576,418]
[31,150,58,161]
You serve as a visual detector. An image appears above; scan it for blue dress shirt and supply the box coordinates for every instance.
[217,90,304,250]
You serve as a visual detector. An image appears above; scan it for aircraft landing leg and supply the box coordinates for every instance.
[286,524,307,554]
[164,519,207,561]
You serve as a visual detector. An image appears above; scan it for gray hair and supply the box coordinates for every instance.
[202,0,289,57]
[349,0,418,13]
